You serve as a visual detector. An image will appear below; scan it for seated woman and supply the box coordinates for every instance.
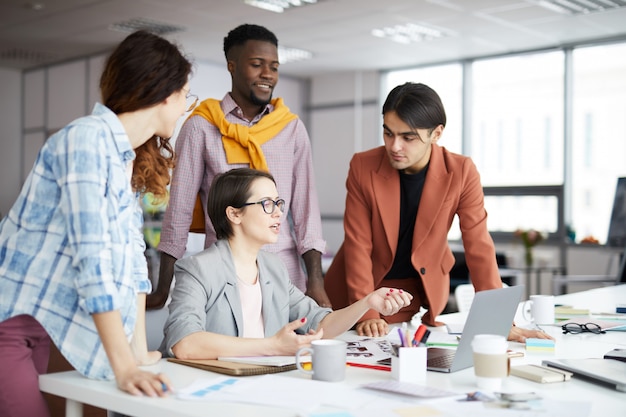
[161,168,413,359]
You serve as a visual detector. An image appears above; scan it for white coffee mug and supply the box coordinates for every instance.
[296,339,347,382]
[523,295,555,325]
[471,334,509,391]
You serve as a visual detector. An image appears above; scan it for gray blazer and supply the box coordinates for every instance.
[161,240,331,356]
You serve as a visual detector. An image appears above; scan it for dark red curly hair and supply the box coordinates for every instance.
[100,30,193,200]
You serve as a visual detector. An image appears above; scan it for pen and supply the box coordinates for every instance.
[412,324,427,346]
[347,362,391,371]
[397,327,408,347]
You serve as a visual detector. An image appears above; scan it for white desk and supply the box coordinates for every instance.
[40,285,626,417]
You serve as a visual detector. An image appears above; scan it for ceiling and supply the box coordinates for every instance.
[2,0,626,78]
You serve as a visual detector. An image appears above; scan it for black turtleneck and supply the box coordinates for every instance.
[384,163,429,280]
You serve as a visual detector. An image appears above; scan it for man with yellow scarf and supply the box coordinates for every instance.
[149,24,331,310]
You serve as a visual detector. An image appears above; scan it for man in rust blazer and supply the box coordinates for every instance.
[325,83,550,343]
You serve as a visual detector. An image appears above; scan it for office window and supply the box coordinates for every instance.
[571,43,626,244]
[471,52,564,187]
[468,52,565,237]
[382,64,462,153]
[485,195,558,234]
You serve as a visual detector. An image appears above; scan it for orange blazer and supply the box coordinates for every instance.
[324,145,502,325]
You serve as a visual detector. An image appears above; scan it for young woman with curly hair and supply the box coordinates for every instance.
[0,30,193,416]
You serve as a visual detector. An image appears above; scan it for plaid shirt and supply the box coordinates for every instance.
[158,94,325,291]
[0,103,150,380]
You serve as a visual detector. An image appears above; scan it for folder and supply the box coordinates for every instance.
[167,358,296,376]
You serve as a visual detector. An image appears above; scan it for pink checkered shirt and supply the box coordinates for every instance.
[158,94,325,291]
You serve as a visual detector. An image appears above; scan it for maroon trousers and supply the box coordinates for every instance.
[0,314,51,417]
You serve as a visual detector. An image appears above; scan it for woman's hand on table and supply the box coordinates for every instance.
[508,325,555,343]
[355,319,389,337]
[117,368,172,397]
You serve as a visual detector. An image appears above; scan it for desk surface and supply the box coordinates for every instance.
[40,285,626,417]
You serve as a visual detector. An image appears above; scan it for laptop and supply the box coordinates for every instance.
[427,285,523,373]
[542,358,626,392]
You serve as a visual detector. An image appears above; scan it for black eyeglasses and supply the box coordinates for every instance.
[185,93,199,112]
[239,198,285,214]
[561,322,606,334]
[183,89,199,112]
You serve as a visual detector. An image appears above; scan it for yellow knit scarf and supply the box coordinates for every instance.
[187,97,297,233]
[190,97,297,171]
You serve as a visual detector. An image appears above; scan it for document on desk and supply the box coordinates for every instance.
[176,375,593,416]
[216,355,307,366]
[177,374,377,412]
[346,337,395,363]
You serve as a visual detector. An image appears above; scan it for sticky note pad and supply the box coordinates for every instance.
[525,338,555,352]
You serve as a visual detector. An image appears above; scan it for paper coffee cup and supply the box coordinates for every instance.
[471,334,509,391]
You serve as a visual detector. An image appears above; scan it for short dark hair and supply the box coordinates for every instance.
[223,24,278,60]
[382,82,446,132]
[208,168,276,240]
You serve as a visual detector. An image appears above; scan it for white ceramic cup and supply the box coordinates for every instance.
[295,339,347,382]
[471,334,509,391]
[522,295,555,325]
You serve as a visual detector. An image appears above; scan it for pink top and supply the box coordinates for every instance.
[237,275,264,338]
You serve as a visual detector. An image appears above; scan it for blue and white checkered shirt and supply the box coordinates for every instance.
[0,103,150,380]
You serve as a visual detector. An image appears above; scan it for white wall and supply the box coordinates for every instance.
[0,68,21,217]
[308,71,381,254]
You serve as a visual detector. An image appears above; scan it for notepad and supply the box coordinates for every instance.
[167,358,296,376]
[510,364,572,383]
[554,306,590,316]
[526,338,556,352]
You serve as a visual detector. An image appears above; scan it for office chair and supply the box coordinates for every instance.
[551,245,626,295]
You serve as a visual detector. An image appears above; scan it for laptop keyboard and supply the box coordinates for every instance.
[427,351,455,369]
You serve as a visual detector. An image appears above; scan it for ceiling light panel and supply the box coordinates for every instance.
[243,0,318,13]
[532,0,626,15]
[109,18,185,35]
[278,46,313,63]
[371,23,448,45]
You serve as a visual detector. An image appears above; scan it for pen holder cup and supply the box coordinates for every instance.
[391,347,427,384]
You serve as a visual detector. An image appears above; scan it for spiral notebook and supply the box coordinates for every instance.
[167,358,296,376]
